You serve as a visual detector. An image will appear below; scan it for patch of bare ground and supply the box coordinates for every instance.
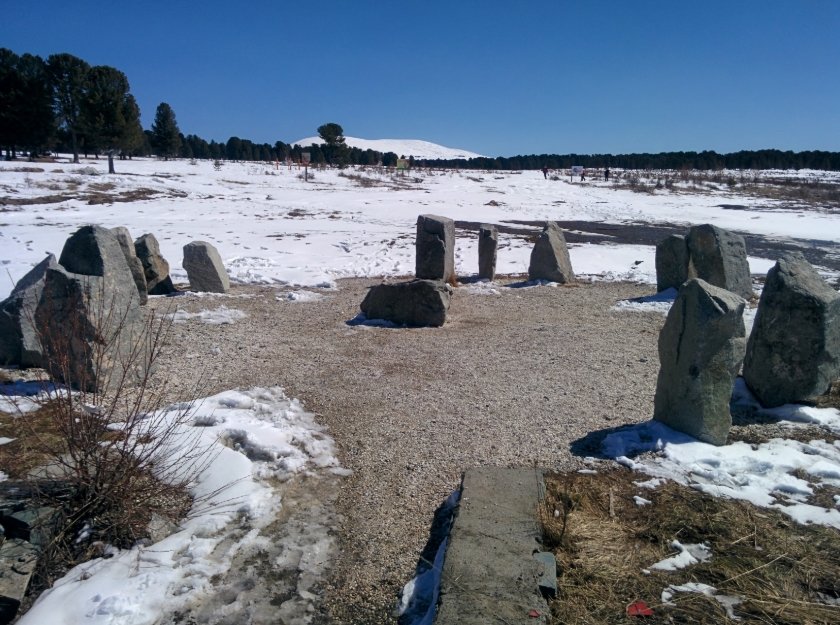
[542,468,840,624]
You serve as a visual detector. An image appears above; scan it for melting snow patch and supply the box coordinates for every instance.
[276,289,325,302]
[169,305,247,325]
[661,583,742,620]
[613,288,677,314]
[16,386,344,625]
[649,541,712,571]
[633,495,652,506]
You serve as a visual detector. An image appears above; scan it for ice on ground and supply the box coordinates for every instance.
[276,289,326,302]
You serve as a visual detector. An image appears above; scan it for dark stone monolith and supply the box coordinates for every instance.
[134,233,178,295]
[743,253,840,407]
[655,234,689,292]
[416,215,455,283]
[528,222,575,283]
[360,279,452,327]
[686,224,752,298]
[0,254,58,368]
[654,278,746,445]
[478,224,498,280]
[183,241,230,293]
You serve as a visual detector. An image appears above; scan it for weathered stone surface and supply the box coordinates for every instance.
[435,468,549,625]
[655,234,689,292]
[743,253,840,407]
[360,280,452,327]
[654,278,746,445]
[36,226,144,391]
[528,222,575,283]
[134,233,178,295]
[0,538,38,623]
[0,254,58,367]
[686,224,752,298]
[111,226,148,305]
[416,215,455,283]
[477,224,498,280]
[183,241,230,293]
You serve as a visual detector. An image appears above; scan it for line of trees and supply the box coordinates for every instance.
[3,47,839,172]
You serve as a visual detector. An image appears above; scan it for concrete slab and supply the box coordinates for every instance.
[435,467,550,625]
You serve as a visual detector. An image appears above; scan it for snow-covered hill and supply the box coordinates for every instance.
[292,136,483,160]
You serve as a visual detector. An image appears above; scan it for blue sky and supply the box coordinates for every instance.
[3,0,839,157]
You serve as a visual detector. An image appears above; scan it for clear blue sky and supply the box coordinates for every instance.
[3,0,839,157]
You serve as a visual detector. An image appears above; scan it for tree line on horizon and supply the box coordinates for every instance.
[3,48,839,172]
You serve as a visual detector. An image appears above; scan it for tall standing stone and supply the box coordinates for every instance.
[110,226,148,305]
[653,278,746,445]
[134,233,178,295]
[686,224,752,299]
[0,254,58,368]
[38,225,144,391]
[655,234,689,292]
[416,215,455,283]
[528,222,575,283]
[478,224,498,280]
[743,253,840,407]
[183,241,230,293]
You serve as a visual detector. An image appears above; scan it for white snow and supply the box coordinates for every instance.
[3,155,840,622]
[167,305,247,325]
[292,136,483,160]
[14,387,344,625]
[661,583,743,619]
[649,540,712,571]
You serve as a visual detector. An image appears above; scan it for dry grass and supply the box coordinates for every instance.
[542,468,840,624]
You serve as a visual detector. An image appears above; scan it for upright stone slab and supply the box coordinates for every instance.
[654,278,746,445]
[743,253,840,407]
[134,233,178,295]
[360,279,452,327]
[655,234,689,292]
[111,226,148,305]
[0,254,58,368]
[183,241,230,293]
[477,224,498,280]
[37,226,144,391]
[416,214,455,283]
[686,224,752,298]
[528,222,575,283]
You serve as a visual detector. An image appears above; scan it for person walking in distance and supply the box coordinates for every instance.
[542,166,549,179]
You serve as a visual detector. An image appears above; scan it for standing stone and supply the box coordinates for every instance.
[654,278,746,445]
[111,226,148,305]
[478,224,498,281]
[134,233,178,295]
[655,234,689,292]
[743,253,840,407]
[686,224,752,299]
[183,241,230,293]
[37,225,144,391]
[360,279,452,327]
[528,222,575,283]
[416,215,455,283]
[0,254,58,368]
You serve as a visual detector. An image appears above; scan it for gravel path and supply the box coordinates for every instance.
[149,277,666,624]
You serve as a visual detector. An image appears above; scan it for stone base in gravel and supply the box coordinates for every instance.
[435,467,552,625]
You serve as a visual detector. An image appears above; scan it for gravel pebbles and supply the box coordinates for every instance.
[149,277,665,624]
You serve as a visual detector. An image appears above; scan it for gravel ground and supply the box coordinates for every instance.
[149,276,666,624]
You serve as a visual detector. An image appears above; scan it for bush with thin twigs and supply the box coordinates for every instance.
[2,292,215,595]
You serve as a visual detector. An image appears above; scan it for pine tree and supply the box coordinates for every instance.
[150,102,181,160]
[80,65,136,173]
[47,53,90,163]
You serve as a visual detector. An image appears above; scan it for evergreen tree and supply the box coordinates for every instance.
[0,49,54,159]
[316,122,349,165]
[46,53,90,163]
[150,102,181,160]
[80,65,135,173]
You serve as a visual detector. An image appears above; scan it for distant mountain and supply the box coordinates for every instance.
[292,136,483,160]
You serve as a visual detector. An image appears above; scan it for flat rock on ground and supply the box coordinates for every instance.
[147,277,664,624]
